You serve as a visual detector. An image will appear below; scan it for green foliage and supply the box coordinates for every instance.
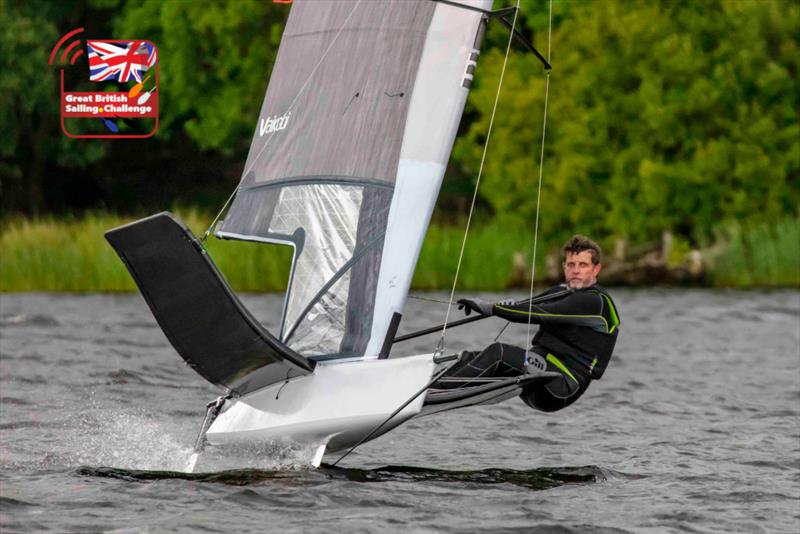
[456,0,799,248]
[0,0,56,161]
[114,0,288,153]
[0,0,107,212]
[0,213,135,291]
[709,216,800,287]
[413,221,545,290]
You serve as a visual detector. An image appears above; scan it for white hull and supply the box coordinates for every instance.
[205,354,436,465]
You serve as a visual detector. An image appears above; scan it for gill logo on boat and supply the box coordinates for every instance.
[259,112,291,136]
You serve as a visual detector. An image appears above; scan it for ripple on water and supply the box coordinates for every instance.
[0,314,60,327]
[90,369,153,386]
[0,396,31,406]
[753,305,800,317]
[0,421,57,431]
[221,488,317,508]
[0,496,39,510]
[689,490,799,503]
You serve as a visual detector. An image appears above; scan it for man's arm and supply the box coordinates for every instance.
[492,290,612,333]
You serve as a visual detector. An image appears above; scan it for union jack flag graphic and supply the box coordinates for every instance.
[87,40,156,83]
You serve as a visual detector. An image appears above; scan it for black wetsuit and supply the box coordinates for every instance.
[442,284,620,412]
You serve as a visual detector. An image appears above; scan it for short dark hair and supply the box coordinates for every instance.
[562,234,602,265]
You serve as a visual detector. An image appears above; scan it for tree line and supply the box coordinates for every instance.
[1,0,797,250]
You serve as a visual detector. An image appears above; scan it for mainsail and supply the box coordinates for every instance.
[218,0,492,360]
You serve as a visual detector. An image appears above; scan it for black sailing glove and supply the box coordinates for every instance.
[457,298,494,316]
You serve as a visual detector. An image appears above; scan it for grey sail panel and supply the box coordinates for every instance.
[235,0,435,187]
[105,212,314,396]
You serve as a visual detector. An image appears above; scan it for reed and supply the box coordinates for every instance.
[413,222,546,290]
[0,213,135,292]
[708,217,800,288]
[1,212,797,292]
[0,211,295,293]
[0,212,548,292]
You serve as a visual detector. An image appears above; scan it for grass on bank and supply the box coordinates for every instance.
[709,217,800,288]
[0,212,797,292]
[0,211,293,292]
[0,211,541,292]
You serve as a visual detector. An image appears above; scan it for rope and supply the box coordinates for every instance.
[202,0,365,243]
[202,188,237,244]
[408,295,452,305]
[524,0,553,362]
[436,0,522,355]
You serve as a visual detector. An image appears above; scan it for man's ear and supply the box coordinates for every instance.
[593,263,602,277]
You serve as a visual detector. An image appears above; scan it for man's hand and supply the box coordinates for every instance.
[457,297,494,316]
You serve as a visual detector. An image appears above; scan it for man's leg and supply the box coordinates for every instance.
[519,354,590,412]
[435,342,526,388]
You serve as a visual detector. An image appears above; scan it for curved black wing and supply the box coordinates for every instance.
[105,212,314,396]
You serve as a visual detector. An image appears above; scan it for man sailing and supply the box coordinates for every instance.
[438,235,621,412]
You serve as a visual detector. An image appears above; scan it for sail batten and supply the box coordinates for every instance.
[238,176,395,193]
[220,0,491,359]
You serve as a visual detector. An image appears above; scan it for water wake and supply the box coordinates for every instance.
[59,406,324,472]
[75,463,622,491]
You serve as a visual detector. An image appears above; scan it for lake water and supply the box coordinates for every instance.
[1,290,798,533]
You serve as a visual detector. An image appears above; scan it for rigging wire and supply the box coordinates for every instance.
[524,0,553,362]
[408,295,452,305]
[493,320,510,341]
[436,0,522,355]
[201,0,365,243]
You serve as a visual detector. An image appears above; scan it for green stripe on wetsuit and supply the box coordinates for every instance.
[546,353,578,383]
[603,294,620,333]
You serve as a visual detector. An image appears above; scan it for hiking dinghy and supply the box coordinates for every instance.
[106,0,556,468]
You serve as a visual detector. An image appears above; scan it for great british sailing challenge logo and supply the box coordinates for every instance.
[49,27,159,139]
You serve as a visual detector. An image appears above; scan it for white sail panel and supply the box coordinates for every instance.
[270,184,362,354]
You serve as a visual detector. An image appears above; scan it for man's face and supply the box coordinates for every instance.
[563,250,601,289]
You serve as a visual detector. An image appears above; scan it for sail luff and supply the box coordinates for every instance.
[364,0,492,358]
